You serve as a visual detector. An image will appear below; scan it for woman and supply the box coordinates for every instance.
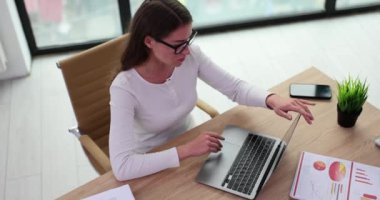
[109,0,314,181]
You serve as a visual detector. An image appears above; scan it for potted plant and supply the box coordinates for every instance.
[337,76,369,127]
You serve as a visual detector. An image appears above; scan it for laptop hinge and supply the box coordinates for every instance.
[68,126,81,138]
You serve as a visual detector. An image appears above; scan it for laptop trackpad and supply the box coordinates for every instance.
[196,142,240,187]
[222,125,251,146]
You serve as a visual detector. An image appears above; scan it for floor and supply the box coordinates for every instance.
[0,11,379,200]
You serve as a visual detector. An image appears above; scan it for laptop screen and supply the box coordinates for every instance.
[282,113,301,145]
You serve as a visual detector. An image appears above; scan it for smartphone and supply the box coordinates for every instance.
[289,83,332,99]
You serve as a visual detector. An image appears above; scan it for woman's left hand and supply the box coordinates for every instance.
[266,94,315,124]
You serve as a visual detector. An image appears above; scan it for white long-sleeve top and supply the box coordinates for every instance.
[109,45,271,181]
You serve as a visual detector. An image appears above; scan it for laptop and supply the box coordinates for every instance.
[196,113,301,199]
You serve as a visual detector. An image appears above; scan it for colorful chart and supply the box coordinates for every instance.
[329,161,346,182]
[313,161,326,171]
[360,193,378,200]
[355,168,373,185]
[291,152,380,200]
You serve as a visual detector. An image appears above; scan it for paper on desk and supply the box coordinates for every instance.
[82,184,135,200]
[290,152,380,200]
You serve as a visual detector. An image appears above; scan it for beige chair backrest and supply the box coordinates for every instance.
[58,34,129,156]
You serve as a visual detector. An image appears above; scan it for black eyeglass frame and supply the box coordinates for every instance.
[154,30,198,54]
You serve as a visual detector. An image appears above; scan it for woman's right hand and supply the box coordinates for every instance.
[177,132,224,161]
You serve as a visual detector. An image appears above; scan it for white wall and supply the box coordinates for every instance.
[0,0,31,80]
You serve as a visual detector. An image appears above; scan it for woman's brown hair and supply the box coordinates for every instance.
[120,0,192,72]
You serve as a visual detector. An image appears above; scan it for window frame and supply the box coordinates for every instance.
[14,0,131,56]
[14,0,380,56]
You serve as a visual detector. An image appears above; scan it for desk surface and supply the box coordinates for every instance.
[58,67,380,200]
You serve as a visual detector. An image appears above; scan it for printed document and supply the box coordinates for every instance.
[82,184,135,200]
[290,152,380,200]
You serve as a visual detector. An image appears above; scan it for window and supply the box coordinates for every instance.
[16,0,379,55]
[16,0,130,55]
[130,0,325,28]
[336,0,380,9]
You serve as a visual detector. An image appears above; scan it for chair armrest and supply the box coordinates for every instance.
[79,135,111,173]
[196,99,219,118]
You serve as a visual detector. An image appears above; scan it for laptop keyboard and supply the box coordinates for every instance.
[222,134,276,195]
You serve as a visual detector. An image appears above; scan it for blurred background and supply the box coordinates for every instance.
[18,0,380,54]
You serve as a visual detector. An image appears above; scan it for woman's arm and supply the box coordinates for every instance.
[193,45,270,108]
[192,45,314,123]
[109,84,180,181]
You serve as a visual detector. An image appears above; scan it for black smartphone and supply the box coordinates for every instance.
[289,83,332,99]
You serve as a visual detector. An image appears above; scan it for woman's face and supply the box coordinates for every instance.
[146,24,193,67]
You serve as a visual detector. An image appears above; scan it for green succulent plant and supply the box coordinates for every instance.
[337,76,369,114]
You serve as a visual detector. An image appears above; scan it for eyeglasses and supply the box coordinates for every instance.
[154,30,197,54]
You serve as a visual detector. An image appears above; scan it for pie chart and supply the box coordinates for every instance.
[329,161,346,182]
[313,161,326,171]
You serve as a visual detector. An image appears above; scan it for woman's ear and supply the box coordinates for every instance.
[144,36,154,49]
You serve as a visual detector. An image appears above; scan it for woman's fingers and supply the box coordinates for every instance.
[298,99,316,106]
[268,95,315,124]
[208,140,222,148]
[207,134,224,146]
[204,132,224,152]
[206,132,225,141]
[295,100,310,112]
[275,99,314,124]
[206,137,223,151]
[209,147,220,153]
[295,100,314,123]
[276,109,292,120]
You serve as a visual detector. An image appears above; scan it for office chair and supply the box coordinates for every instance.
[57,34,219,175]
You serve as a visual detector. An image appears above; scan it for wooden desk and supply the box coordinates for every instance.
[58,67,380,200]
